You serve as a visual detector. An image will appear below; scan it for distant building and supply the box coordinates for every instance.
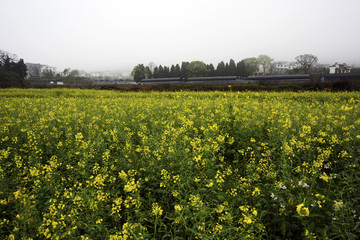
[89,71,132,80]
[41,65,57,76]
[272,61,299,73]
[329,63,351,74]
[78,70,88,77]
[26,63,56,78]
[26,63,42,78]
[121,72,132,79]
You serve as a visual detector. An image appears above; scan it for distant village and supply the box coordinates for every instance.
[25,60,354,86]
[26,63,132,79]
[25,62,133,85]
[273,62,351,74]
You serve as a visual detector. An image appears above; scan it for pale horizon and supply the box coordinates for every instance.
[1,0,359,72]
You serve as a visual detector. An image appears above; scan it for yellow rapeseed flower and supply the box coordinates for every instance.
[252,187,261,196]
[252,209,258,216]
[174,205,183,211]
[296,203,310,217]
[152,203,163,216]
[334,200,344,211]
[118,170,127,180]
[206,182,214,188]
[243,215,252,224]
[320,172,329,182]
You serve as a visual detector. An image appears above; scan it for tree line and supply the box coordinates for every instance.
[0,50,27,87]
[131,54,321,82]
[131,55,274,82]
[0,50,27,78]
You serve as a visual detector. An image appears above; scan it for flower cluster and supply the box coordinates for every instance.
[0,89,359,239]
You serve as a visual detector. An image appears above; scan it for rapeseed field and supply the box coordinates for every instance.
[0,89,359,239]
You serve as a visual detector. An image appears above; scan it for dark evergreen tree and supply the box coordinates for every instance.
[225,62,230,76]
[163,66,170,78]
[228,59,237,76]
[207,63,215,76]
[15,59,28,79]
[175,64,181,77]
[236,60,247,77]
[0,55,26,87]
[153,66,159,78]
[170,65,176,77]
[0,51,27,87]
[180,62,190,78]
[0,66,24,87]
[3,55,12,71]
[158,65,164,78]
[145,66,152,79]
[216,61,225,76]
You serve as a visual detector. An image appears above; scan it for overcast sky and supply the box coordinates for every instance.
[1,0,359,72]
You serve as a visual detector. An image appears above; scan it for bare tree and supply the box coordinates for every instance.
[0,49,18,66]
[257,54,274,75]
[295,54,318,73]
[147,62,156,76]
[63,68,71,77]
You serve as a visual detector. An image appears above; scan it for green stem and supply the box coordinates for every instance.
[154,215,158,239]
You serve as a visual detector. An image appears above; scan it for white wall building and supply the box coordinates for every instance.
[26,63,57,78]
[272,61,299,73]
[329,63,351,74]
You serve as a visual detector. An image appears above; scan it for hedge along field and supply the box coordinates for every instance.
[0,89,360,240]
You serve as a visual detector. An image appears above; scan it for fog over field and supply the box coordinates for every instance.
[1,0,359,71]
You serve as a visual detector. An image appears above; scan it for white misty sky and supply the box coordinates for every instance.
[1,0,359,72]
